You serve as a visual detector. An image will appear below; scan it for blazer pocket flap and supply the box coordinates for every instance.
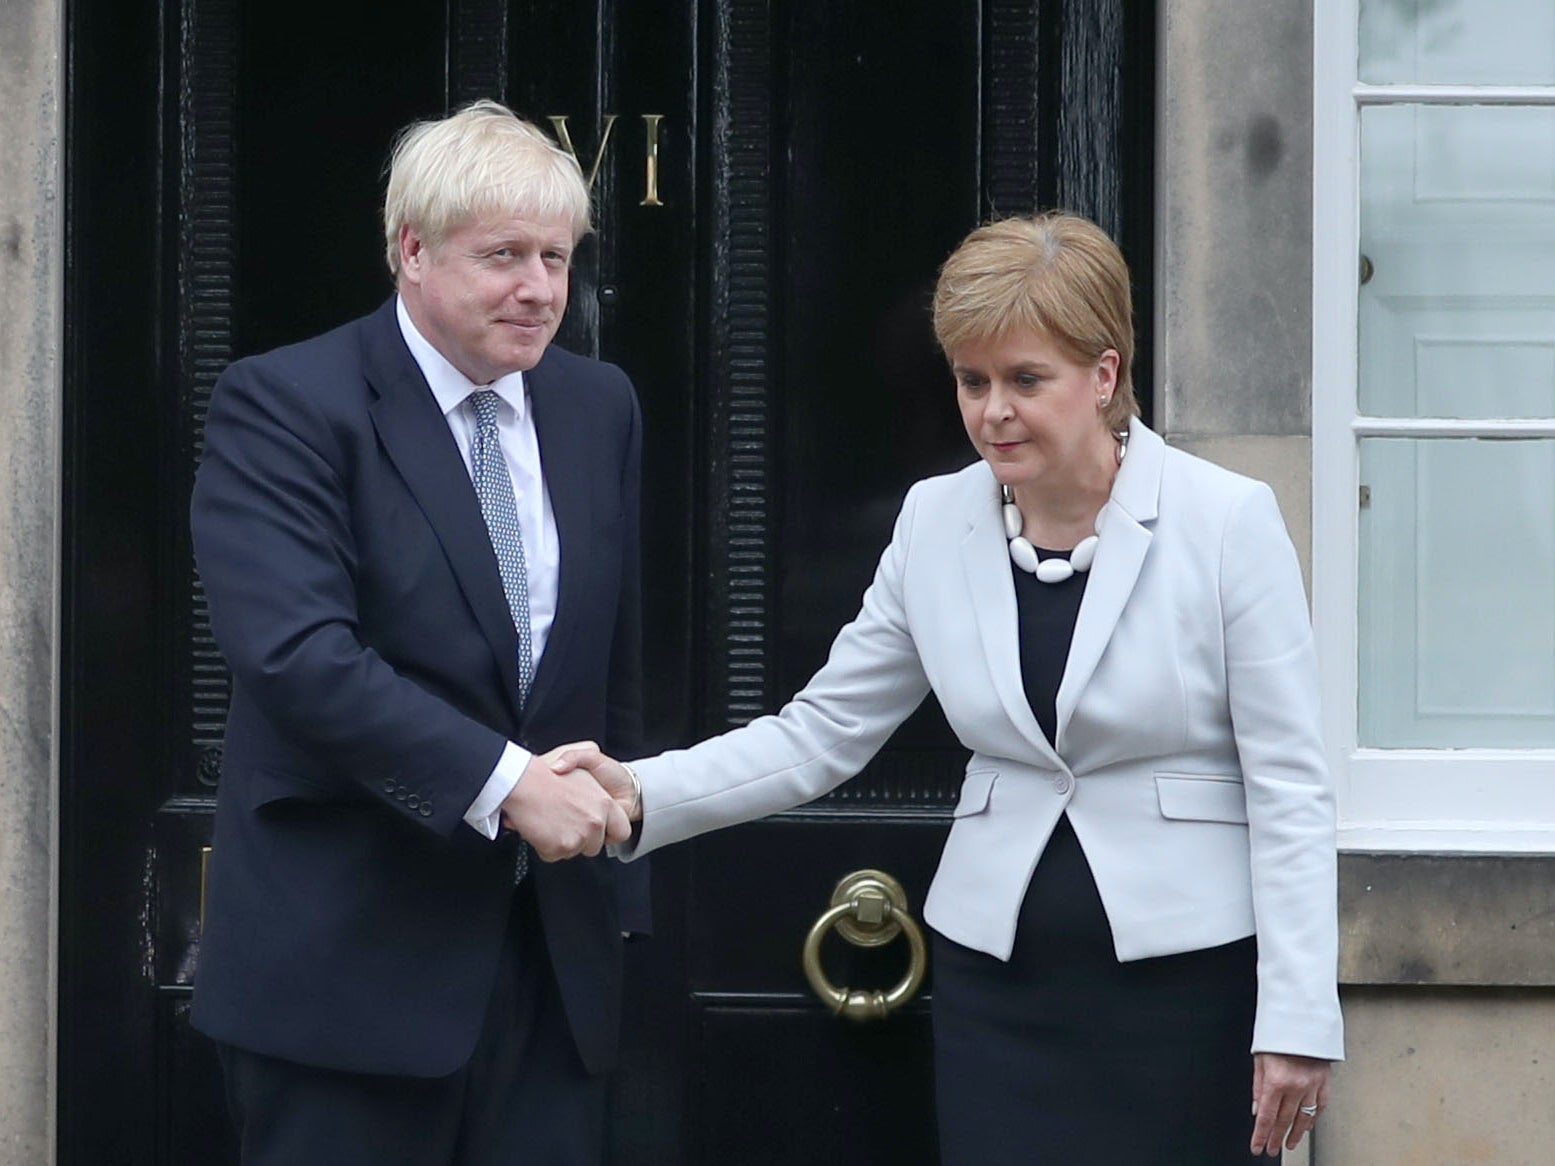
[246,767,357,811]
[1155,773,1248,824]
[953,768,997,818]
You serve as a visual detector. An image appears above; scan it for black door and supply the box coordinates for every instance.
[59,2,1152,1162]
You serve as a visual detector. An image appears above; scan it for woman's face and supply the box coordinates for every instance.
[952,331,1119,496]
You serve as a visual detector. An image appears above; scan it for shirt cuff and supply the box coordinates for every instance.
[463,741,531,840]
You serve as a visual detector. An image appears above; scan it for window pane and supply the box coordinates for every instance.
[1359,104,1555,418]
[1358,437,1555,747]
[1360,0,1555,85]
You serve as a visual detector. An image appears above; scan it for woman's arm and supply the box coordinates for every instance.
[1219,482,1343,1153]
[563,484,935,856]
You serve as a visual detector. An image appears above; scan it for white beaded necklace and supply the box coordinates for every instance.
[1002,429,1128,584]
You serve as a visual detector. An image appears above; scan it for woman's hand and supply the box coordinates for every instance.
[1250,1052,1331,1157]
[551,743,641,822]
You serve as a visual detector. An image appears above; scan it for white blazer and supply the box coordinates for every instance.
[625,418,1343,1061]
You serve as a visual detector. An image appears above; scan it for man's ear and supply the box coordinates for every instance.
[398,225,427,283]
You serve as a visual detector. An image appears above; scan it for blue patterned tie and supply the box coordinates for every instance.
[469,389,534,882]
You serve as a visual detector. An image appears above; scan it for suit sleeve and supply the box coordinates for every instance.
[1220,482,1344,1061]
[191,356,505,836]
[619,484,933,858]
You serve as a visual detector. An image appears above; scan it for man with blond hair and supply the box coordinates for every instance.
[190,100,644,1165]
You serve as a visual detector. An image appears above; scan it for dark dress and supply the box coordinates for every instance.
[930,550,1262,1166]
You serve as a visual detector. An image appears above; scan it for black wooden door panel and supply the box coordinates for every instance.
[694,1006,937,1164]
[61,2,1152,1161]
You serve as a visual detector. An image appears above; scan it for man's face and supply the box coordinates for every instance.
[398,211,573,384]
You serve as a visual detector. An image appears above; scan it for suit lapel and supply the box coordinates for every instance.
[523,351,590,719]
[362,301,526,726]
[961,468,1065,764]
[1055,417,1163,742]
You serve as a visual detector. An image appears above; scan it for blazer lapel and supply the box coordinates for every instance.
[362,302,526,726]
[961,468,1065,765]
[522,351,590,719]
[1055,417,1163,741]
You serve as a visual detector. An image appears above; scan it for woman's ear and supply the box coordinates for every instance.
[1096,349,1120,398]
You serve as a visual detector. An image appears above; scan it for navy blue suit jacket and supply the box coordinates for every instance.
[189,298,644,1077]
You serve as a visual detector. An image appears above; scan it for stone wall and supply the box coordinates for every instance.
[1157,0,1314,583]
[1156,3,1554,1164]
[0,0,62,1161]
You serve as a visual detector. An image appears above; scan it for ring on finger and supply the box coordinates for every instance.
[1298,1104,1319,1118]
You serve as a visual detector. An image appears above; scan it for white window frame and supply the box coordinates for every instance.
[1313,1,1555,852]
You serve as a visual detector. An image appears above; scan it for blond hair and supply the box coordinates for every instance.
[383,100,591,277]
[932,212,1138,431]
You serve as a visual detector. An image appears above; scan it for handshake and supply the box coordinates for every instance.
[497,742,640,862]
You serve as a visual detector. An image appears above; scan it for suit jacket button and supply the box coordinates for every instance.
[406,795,420,810]
[383,778,397,794]
[1053,773,1073,795]
[418,803,434,818]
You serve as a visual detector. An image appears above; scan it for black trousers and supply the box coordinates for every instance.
[932,815,1263,1166]
[218,885,608,1166]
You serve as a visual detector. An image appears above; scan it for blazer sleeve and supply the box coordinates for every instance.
[620,484,934,857]
[1220,482,1344,1061]
[191,356,506,835]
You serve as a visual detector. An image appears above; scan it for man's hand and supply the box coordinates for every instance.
[499,742,632,861]
[550,743,639,822]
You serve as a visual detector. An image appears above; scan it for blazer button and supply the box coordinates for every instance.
[1053,773,1073,795]
[418,803,434,818]
[382,778,397,794]
[406,795,420,810]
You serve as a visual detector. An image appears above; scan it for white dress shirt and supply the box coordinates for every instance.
[396,298,558,837]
